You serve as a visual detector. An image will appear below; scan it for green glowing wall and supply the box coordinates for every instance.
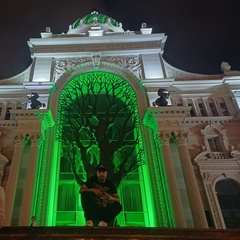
[44,71,173,227]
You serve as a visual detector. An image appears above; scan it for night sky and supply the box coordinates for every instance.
[0,0,240,79]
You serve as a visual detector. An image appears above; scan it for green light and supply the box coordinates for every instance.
[143,109,175,227]
[142,108,159,137]
[46,140,61,225]
[72,13,117,29]
[139,165,156,227]
[157,139,175,227]
[54,71,151,226]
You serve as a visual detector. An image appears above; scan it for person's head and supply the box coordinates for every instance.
[96,164,107,183]
[31,216,36,221]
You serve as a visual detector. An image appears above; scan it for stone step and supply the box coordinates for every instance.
[0,226,240,240]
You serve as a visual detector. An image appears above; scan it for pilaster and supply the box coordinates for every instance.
[8,109,54,226]
[159,131,187,228]
[19,134,43,226]
[5,134,26,226]
[175,131,208,228]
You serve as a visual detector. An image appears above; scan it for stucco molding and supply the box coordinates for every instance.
[52,55,143,82]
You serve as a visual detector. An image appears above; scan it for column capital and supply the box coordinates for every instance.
[29,134,43,148]
[159,131,172,145]
[13,134,26,147]
[174,131,189,145]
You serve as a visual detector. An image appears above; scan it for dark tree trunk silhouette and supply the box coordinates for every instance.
[58,72,143,187]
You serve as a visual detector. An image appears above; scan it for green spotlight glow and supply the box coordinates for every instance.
[143,108,175,227]
[54,71,151,226]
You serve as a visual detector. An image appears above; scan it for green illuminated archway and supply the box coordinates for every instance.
[53,71,152,226]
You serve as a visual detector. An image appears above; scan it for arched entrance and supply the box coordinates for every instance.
[52,71,153,226]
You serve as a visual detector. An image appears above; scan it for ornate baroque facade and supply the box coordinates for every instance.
[0,11,240,229]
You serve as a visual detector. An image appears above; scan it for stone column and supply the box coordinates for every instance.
[175,131,209,228]
[5,134,26,226]
[19,134,42,226]
[159,131,187,228]
[192,99,201,117]
[202,98,212,116]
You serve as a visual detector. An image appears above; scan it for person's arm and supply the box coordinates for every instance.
[101,192,120,203]
[79,184,103,197]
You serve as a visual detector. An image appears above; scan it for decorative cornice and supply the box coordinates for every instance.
[10,109,55,136]
[31,41,162,54]
[143,107,191,136]
[149,106,191,119]
[183,116,235,125]
[0,120,17,129]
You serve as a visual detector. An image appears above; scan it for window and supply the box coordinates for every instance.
[5,107,12,120]
[208,99,218,116]
[218,98,230,116]
[216,179,240,228]
[207,137,222,152]
[187,99,196,117]
[220,102,230,116]
[198,100,208,116]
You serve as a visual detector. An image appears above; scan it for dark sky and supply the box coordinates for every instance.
[0,0,240,79]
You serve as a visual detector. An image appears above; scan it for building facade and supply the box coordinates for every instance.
[0,11,240,228]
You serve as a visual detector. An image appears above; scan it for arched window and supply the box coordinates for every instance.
[208,98,218,116]
[216,179,240,228]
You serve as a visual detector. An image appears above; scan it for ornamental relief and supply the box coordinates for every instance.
[201,172,211,181]
[201,172,221,182]
[205,183,222,228]
[52,55,142,82]
[101,55,142,79]
[52,57,90,82]
[201,123,227,138]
